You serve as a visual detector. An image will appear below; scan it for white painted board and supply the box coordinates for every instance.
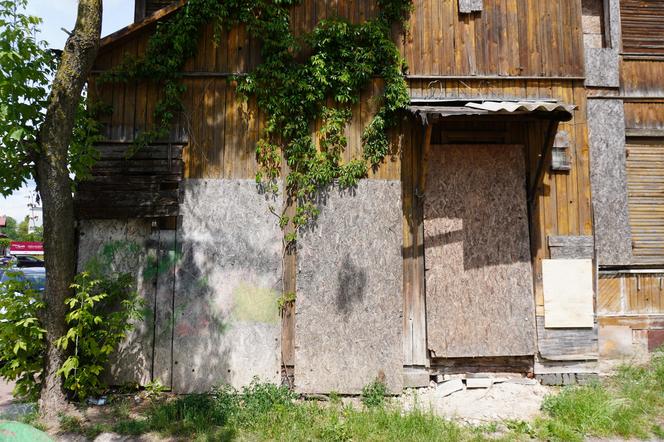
[542,259,594,328]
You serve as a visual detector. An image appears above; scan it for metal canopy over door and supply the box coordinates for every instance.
[424,144,536,358]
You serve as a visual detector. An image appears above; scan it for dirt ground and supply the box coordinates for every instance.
[401,377,553,425]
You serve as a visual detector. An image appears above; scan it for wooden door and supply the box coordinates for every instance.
[424,145,536,358]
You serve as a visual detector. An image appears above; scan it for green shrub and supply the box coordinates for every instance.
[0,270,46,400]
[0,269,143,401]
[56,271,144,400]
[239,378,296,418]
[360,378,387,408]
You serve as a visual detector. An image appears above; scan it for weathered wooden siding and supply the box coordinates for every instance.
[620,0,664,55]
[91,0,586,181]
[291,0,584,77]
[621,60,664,98]
[598,272,664,360]
[88,0,595,377]
[626,139,664,265]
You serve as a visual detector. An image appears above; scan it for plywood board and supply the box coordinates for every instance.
[295,180,403,394]
[543,259,594,328]
[587,99,632,266]
[173,179,282,393]
[424,145,536,358]
[548,235,594,259]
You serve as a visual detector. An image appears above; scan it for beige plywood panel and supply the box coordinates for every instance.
[295,180,404,394]
[424,145,536,358]
[543,259,594,328]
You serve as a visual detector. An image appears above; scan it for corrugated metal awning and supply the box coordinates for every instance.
[408,100,575,125]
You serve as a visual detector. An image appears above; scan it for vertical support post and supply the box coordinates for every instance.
[412,123,432,366]
[281,194,296,386]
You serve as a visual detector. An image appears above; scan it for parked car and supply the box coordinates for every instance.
[0,267,46,292]
[15,256,44,268]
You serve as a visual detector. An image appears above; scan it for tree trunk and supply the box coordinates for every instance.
[36,0,102,420]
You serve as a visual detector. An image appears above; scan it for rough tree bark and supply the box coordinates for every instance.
[36,0,102,419]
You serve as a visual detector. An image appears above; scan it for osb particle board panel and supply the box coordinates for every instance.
[543,259,594,328]
[173,179,282,393]
[548,235,594,259]
[458,0,482,13]
[587,99,633,266]
[295,180,403,394]
[584,48,619,88]
[424,145,536,358]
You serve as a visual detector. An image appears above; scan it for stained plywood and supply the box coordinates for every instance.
[543,259,594,328]
[173,179,282,393]
[295,180,403,394]
[424,145,536,358]
[587,99,633,266]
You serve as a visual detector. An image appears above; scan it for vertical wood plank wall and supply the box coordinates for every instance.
[92,0,586,173]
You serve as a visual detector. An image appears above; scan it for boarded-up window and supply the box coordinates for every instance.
[582,0,608,48]
[621,0,664,54]
[626,139,664,264]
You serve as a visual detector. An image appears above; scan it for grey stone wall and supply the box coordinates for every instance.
[587,99,633,266]
[77,219,156,386]
[173,179,282,393]
[295,180,403,394]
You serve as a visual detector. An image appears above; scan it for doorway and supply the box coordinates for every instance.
[423,144,536,358]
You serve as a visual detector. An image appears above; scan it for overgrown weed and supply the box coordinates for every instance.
[535,348,664,441]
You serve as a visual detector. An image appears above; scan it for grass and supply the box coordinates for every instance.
[535,349,664,442]
[48,350,664,441]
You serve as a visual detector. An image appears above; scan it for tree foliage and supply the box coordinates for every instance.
[0,215,42,242]
[0,0,53,195]
[0,0,104,416]
[0,270,46,399]
[0,0,102,196]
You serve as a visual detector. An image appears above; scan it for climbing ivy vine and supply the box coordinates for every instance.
[103,0,412,241]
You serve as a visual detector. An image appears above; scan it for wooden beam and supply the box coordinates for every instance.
[418,123,433,193]
[99,0,185,52]
[410,123,431,367]
[528,119,558,205]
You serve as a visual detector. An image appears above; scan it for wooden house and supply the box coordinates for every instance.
[76,0,664,393]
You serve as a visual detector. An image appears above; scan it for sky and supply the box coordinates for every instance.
[0,0,134,222]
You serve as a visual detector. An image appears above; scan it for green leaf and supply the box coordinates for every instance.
[8,128,24,140]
